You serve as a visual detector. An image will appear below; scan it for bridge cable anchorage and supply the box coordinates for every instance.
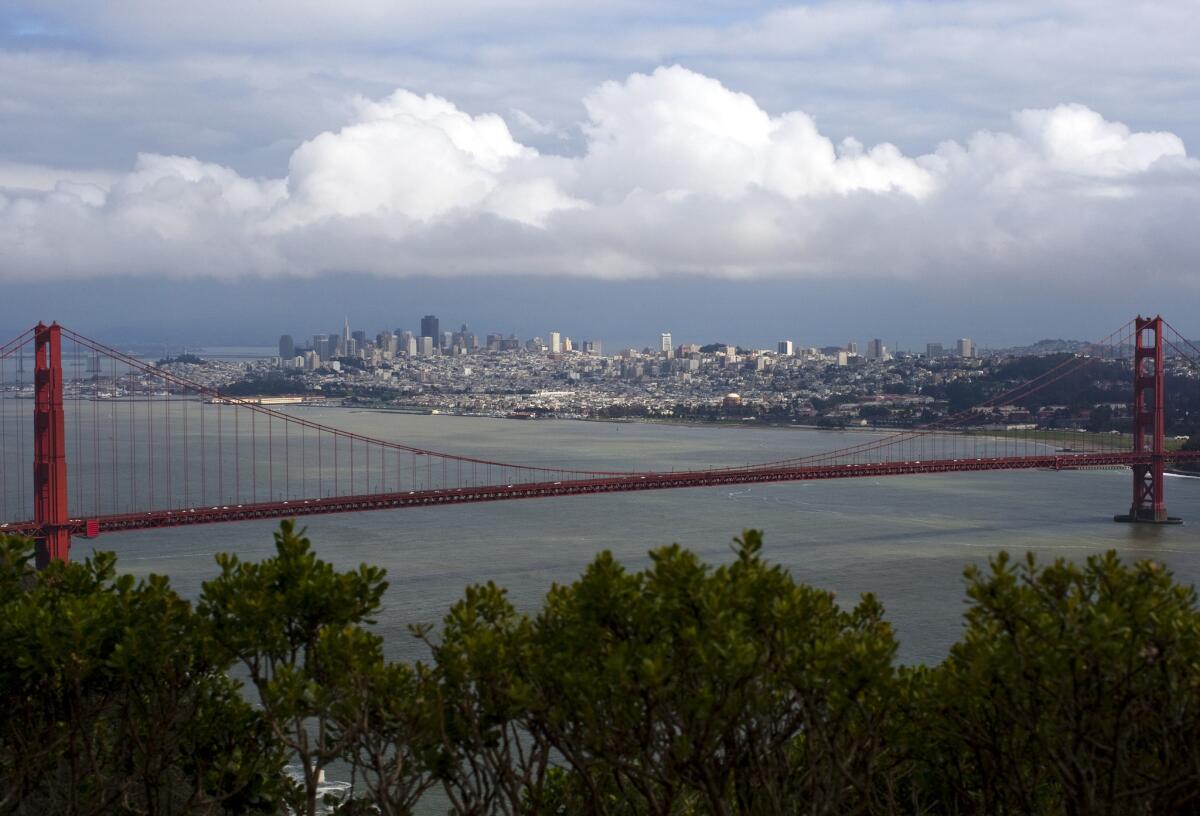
[2,318,1198,562]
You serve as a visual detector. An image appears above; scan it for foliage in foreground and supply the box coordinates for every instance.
[1,525,1199,815]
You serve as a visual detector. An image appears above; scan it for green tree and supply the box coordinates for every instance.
[334,660,439,815]
[418,582,551,815]
[199,520,389,816]
[0,535,281,816]
[913,551,1200,815]
[525,531,903,815]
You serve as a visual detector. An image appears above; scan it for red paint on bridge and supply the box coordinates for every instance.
[1,316,1196,564]
[3,450,1196,540]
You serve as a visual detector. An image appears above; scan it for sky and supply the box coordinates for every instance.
[1,1,1198,349]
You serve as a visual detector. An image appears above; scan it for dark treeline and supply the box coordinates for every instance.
[2,525,1199,815]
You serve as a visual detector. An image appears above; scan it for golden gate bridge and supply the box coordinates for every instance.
[2,316,1198,568]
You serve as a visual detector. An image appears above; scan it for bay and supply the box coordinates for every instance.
[53,408,1200,667]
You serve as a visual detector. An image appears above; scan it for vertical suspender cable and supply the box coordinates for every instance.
[1,353,6,522]
[217,400,223,503]
[91,351,99,516]
[164,367,171,509]
[73,338,82,513]
[147,365,154,509]
[128,372,135,513]
[200,391,206,505]
[182,378,189,509]
[17,350,24,517]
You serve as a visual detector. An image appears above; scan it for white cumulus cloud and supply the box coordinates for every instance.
[579,66,933,200]
[0,67,1196,286]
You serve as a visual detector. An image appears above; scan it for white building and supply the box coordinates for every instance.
[661,332,672,353]
[549,331,562,354]
[957,337,974,358]
[778,340,794,356]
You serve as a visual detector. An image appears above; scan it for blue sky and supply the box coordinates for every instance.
[1,1,1198,348]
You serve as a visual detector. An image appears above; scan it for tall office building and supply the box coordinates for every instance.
[312,334,329,360]
[405,335,417,356]
[549,331,562,353]
[278,334,294,360]
[926,343,945,359]
[867,339,887,360]
[660,332,672,353]
[847,341,858,355]
[957,338,974,359]
[342,317,351,350]
[777,340,793,356]
[419,336,434,356]
[421,315,439,344]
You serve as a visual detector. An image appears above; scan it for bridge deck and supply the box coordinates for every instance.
[4,451,1196,538]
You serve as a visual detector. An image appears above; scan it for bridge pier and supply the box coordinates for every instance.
[1114,316,1182,524]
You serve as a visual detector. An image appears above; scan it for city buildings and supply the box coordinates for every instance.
[421,315,439,344]
[256,314,1031,429]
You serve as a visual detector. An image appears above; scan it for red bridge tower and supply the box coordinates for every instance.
[1115,315,1181,524]
[33,322,72,566]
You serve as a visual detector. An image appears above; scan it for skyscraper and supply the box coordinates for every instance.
[549,331,562,353]
[867,339,887,360]
[342,317,351,351]
[421,315,439,344]
[777,340,793,356]
[957,338,974,358]
[278,334,294,360]
[660,332,672,353]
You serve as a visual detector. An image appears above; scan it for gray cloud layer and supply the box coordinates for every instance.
[2,2,1199,293]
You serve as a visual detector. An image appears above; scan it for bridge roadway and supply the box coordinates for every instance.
[4,450,1198,538]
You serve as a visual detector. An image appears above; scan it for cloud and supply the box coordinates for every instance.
[1014,103,1187,178]
[0,67,1197,287]
[578,66,933,201]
